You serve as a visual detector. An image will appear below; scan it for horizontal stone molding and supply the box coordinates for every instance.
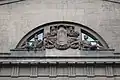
[0,64,119,78]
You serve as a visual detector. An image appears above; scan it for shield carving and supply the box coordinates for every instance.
[56,25,69,50]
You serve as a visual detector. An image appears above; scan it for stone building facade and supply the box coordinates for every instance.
[0,0,120,80]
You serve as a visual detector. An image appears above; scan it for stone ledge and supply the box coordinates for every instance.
[10,49,115,57]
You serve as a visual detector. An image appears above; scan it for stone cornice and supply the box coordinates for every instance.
[0,50,119,64]
[0,56,120,64]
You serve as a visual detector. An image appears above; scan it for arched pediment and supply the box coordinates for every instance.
[16,21,109,51]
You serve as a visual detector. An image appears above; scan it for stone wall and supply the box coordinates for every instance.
[0,0,120,53]
[0,63,119,80]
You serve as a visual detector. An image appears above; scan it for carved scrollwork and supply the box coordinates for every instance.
[68,37,79,49]
[44,37,56,49]
[55,44,69,50]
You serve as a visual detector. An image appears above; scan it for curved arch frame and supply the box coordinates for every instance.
[16,21,109,49]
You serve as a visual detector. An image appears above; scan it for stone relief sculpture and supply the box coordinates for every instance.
[67,26,79,37]
[33,34,43,50]
[22,41,33,50]
[67,26,80,49]
[81,35,95,50]
[81,35,104,50]
[44,25,81,50]
[44,26,57,49]
[21,34,44,50]
[55,25,68,50]
[20,24,107,51]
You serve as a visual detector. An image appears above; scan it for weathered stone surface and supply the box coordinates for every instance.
[0,0,120,53]
[0,63,120,79]
[0,0,120,79]
[10,49,115,57]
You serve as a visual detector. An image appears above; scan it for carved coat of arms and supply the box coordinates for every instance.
[44,25,80,50]
[20,24,106,51]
